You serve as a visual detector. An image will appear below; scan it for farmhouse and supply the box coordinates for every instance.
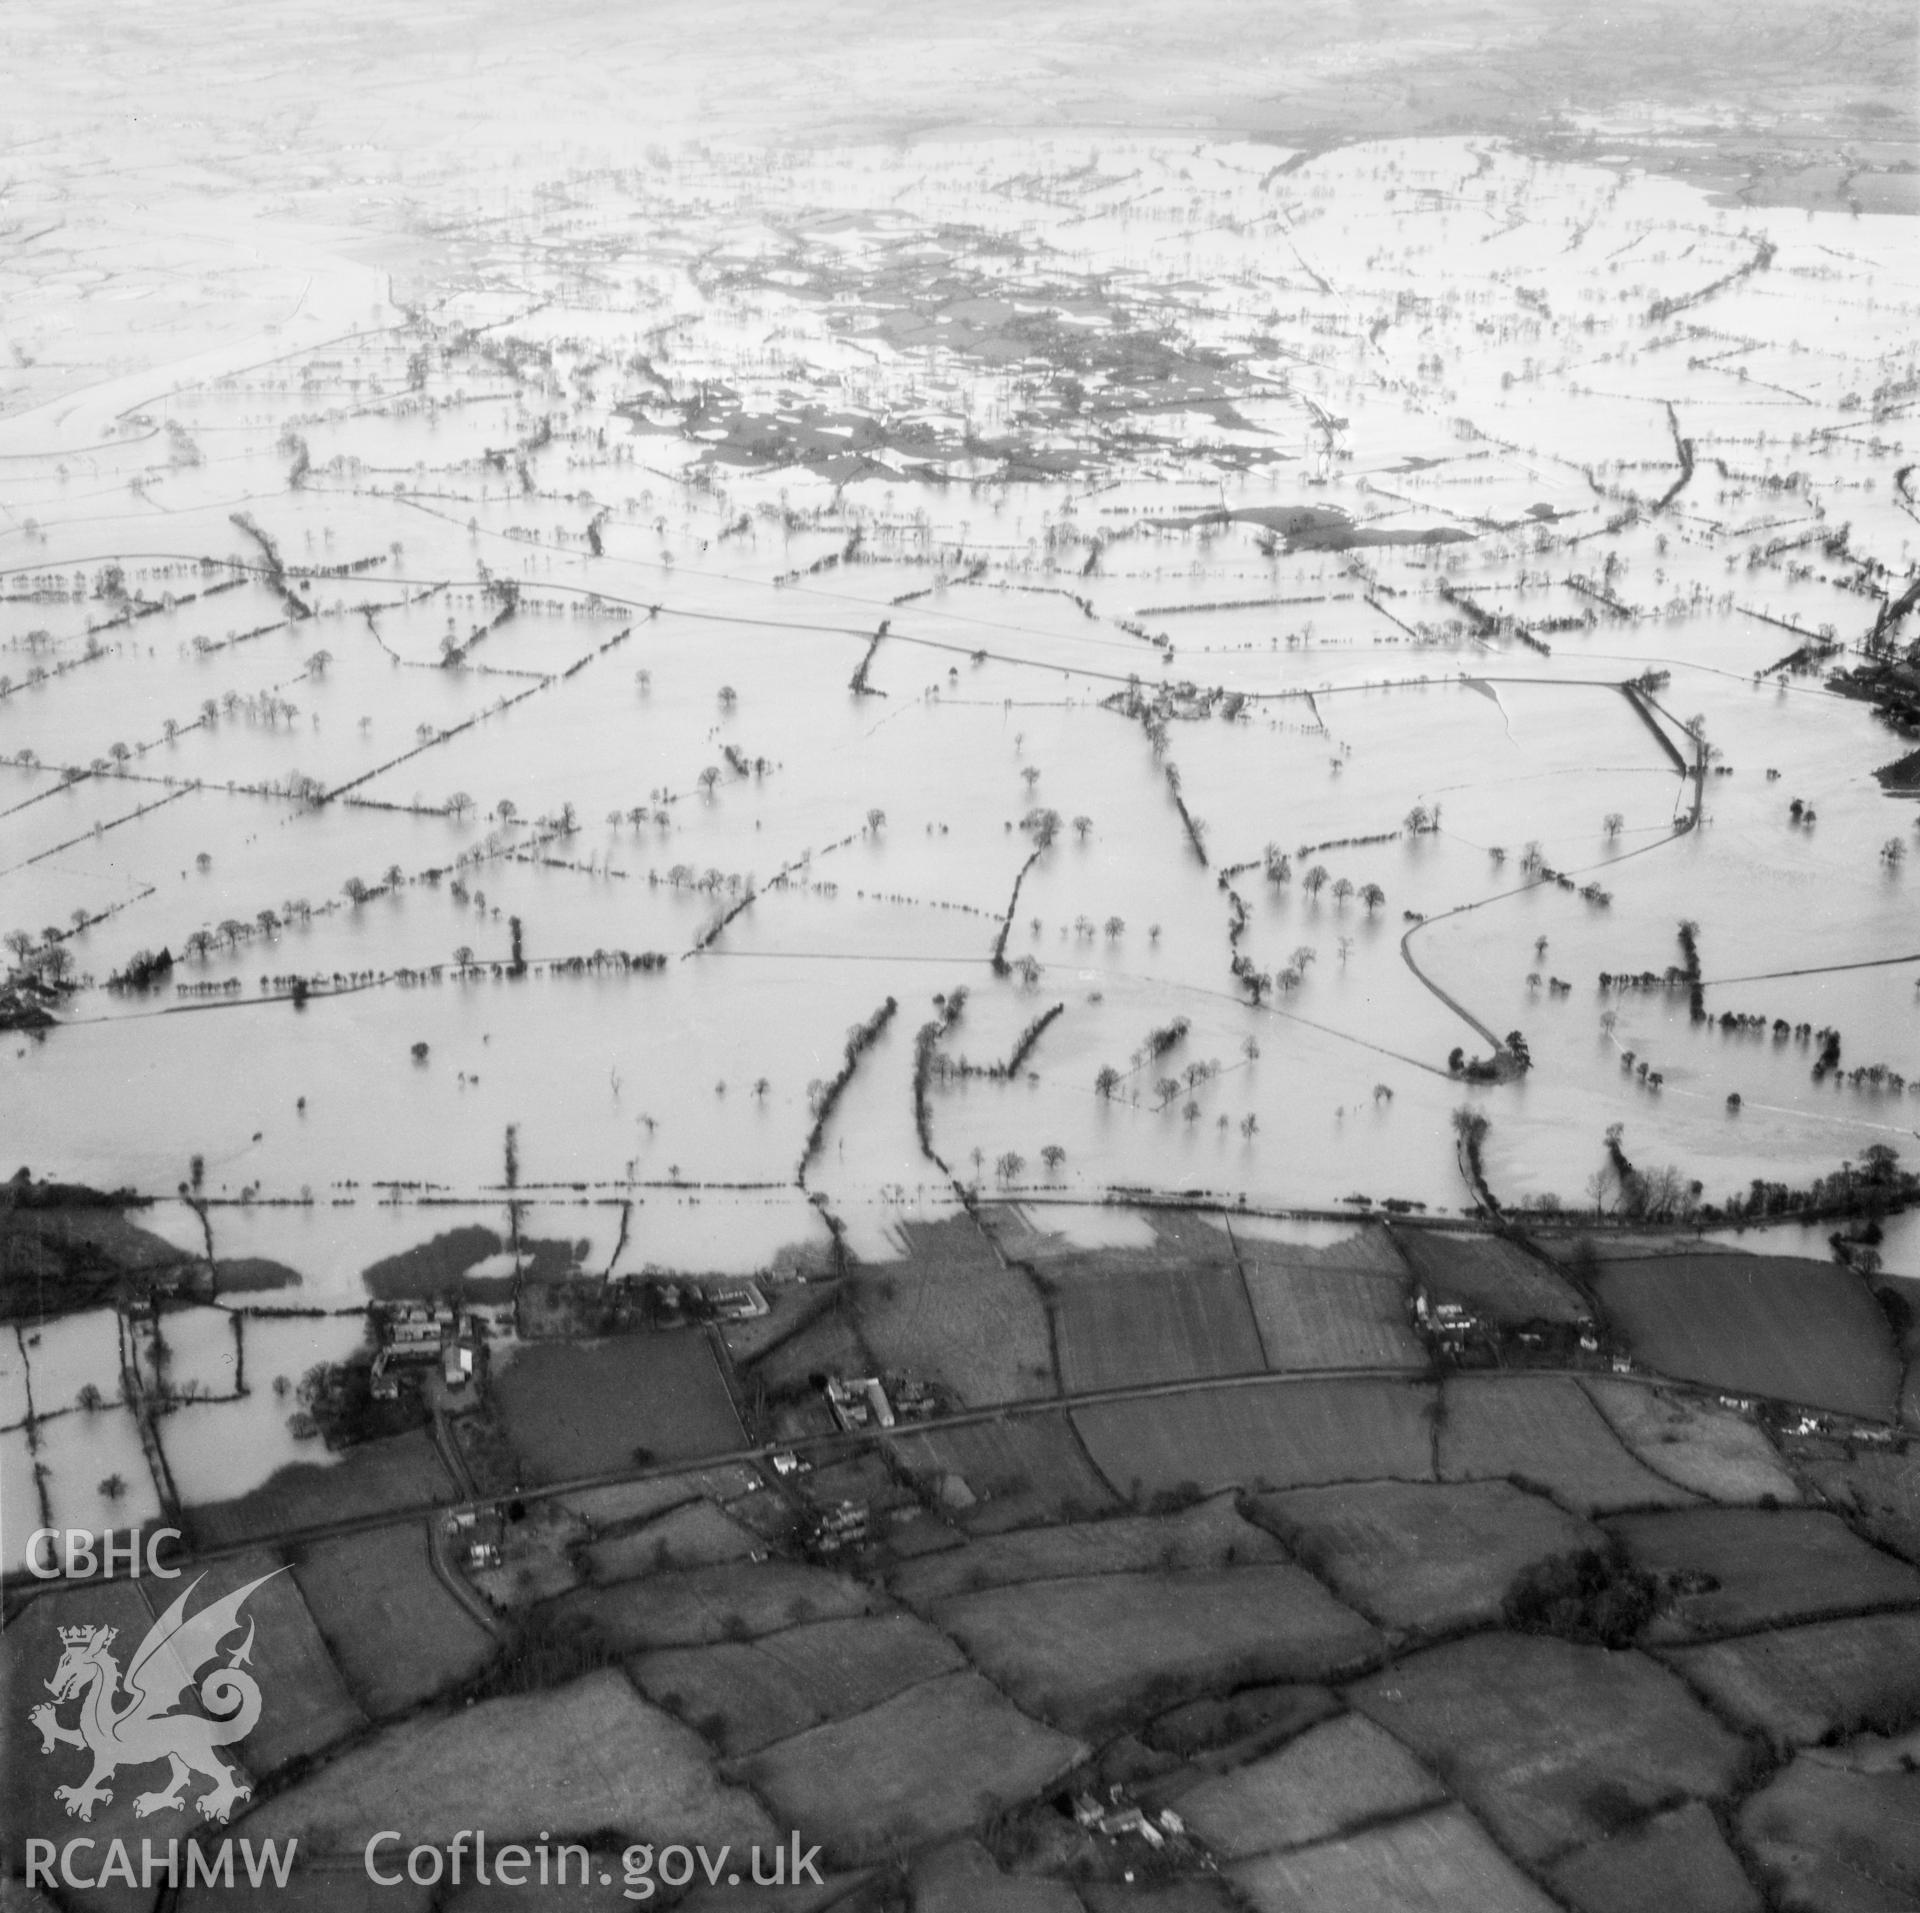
[1069,1787,1190,1850]
[380,1301,455,1359]
[1414,1290,1481,1351]
[370,1301,479,1395]
[443,1338,475,1389]
[651,1277,770,1327]
[823,1375,896,1431]
[806,1500,872,1554]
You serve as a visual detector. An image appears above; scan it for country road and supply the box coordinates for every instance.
[2,1356,1853,1604]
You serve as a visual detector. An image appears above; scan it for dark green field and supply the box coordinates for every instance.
[494,1331,745,1481]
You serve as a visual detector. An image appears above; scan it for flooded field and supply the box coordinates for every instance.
[3,120,1917,1550]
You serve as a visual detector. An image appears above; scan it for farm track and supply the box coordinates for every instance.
[1393,702,1700,1055]
[1699,950,1920,988]
[1398,916,1504,1052]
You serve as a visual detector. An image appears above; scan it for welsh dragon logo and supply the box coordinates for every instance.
[29,1570,280,1824]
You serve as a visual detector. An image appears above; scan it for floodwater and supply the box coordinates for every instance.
[3,130,1915,1546]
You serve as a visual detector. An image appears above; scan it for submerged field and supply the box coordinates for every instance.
[4,130,1915,1269]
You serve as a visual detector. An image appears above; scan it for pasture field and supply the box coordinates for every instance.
[801,1452,912,1521]
[1588,1254,1901,1420]
[493,1331,744,1480]
[293,1525,497,1718]
[3,1578,227,1886]
[747,1303,875,1400]
[239,1669,775,1854]
[977,1204,1164,1261]
[182,1871,434,1913]
[754,1614,968,1720]
[717,1279,837,1365]
[1239,1256,1425,1372]
[1072,1377,1437,1500]
[1393,1230,1589,1326]
[910,1840,1085,1913]
[1245,1478,1603,1633]
[1168,1712,1445,1859]
[1607,1507,1920,1638]
[1437,1375,1698,1514]
[1050,1257,1264,1393]
[148,1549,365,1775]
[1547,1801,1763,1913]
[1737,1753,1920,1912]
[582,1498,763,1582]
[1784,1438,1920,1564]
[1580,1380,1800,1505]
[1144,1683,1341,1759]
[1536,1235,1746,1265]
[186,1427,457,1548]
[888,1416,1119,1531]
[1080,1886,1239,1913]
[1348,1634,1751,1865]
[544,1560,875,1650]
[632,1614,965,1757]
[1228,1805,1560,1913]
[849,1252,1057,1404]
[666,1878,877,1913]
[628,1641,820,1757]
[930,1565,1380,1733]
[1225,1220,1410,1274]
[729,1671,1086,1865]
[890,1492,1285,1606]
[1659,1611,1920,1745]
